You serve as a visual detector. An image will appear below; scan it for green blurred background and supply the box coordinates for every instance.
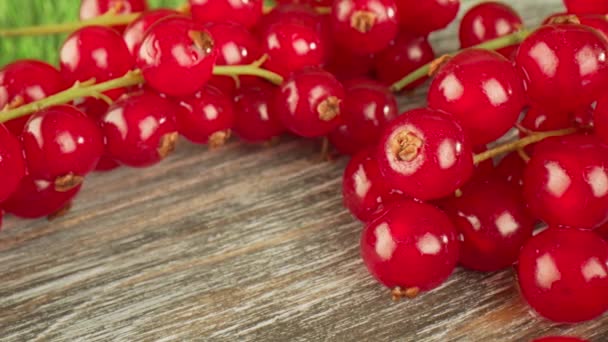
[0,0,183,66]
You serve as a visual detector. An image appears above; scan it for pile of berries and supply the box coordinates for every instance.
[1,0,608,339]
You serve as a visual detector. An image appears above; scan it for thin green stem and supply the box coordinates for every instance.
[390,29,533,92]
[213,65,284,85]
[473,128,577,164]
[0,62,284,123]
[0,13,142,37]
[0,71,144,123]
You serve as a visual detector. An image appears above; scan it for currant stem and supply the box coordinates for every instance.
[0,63,283,123]
[213,65,284,85]
[473,128,577,164]
[389,29,533,92]
[0,13,142,37]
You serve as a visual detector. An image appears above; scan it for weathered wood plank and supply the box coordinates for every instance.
[4,1,607,341]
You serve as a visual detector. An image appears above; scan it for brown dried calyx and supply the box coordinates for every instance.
[208,130,232,149]
[189,30,215,55]
[351,11,377,33]
[391,131,423,162]
[318,96,341,121]
[428,55,452,77]
[55,173,84,192]
[547,14,580,25]
[391,287,420,301]
[2,95,25,111]
[158,132,179,160]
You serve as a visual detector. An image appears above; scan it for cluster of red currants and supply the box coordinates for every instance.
[0,0,608,339]
[345,0,608,332]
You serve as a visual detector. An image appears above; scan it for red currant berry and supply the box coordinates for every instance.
[205,22,263,95]
[373,31,435,90]
[3,175,81,219]
[515,24,608,114]
[579,15,608,39]
[73,91,126,121]
[0,124,26,203]
[95,156,121,172]
[593,91,608,143]
[523,134,608,229]
[275,69,344,138]
[326,45,374,81]
[176,85,235,146]
[377,108,473,200]
[123,8,178,56]
[564,0,608,15]
[22,105,104,190]
[459,2,523,57]
[518,227,608,323]
[60,26,134,88]
[343,147,402,222]
[330,0,398,55]
[233,82,285,143]
[80,0,148,30]
[0,60,67,135]
[396,0,460,36]
[533,338,588,342]
[262,22,326,77]
[495,152,527,188]
[428,49,526,146]
[328,79,397,155]
[101,91,178,167]
[256,4,326,38]
[361,199,459,292]
[137,16,218,97]
[521,106,572,133]
[441,178,534,272]
[189,0,263,29]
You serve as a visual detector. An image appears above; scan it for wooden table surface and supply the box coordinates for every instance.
[2,1,607,341]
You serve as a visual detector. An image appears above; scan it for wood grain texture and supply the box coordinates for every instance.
[2,1,606,341]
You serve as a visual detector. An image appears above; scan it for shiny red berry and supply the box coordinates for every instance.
[80,0,148,30]
[578,15,608,39]
[518,227,608,323]
[326,44,374,81]
[22,105,104,190]
[205,22,263,95]
[123,8,178,56]
[428,49,526,146]
[328,79,397,155]
[396,0,460,36]
[0,124,26,203]
[262,22,326,77]
[523,134,608,229]
[275,69,344,138]
[361,199,459,292]
[101,91,178,167]
[256,4,327,37]
[459,2,523,57]
[593,91,608,143]
[377,108,473,201]
[495,152,527,188]
[521,106,573,133]
[564,0,608,15]
[533,337,589,342]
[515,24,608,114]
[330,0,398,54]
[233,82,285,143]
[0,60,68,135]
[343,147,402,222]
[137,16,218,97]
[189,0,263,29]
[374,31,435,90]
[60,26,134,88]
[441,178,534,272]
[3,175,81,219]
[176,85,235,146]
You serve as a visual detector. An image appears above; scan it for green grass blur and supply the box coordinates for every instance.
[0,0,183,66]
